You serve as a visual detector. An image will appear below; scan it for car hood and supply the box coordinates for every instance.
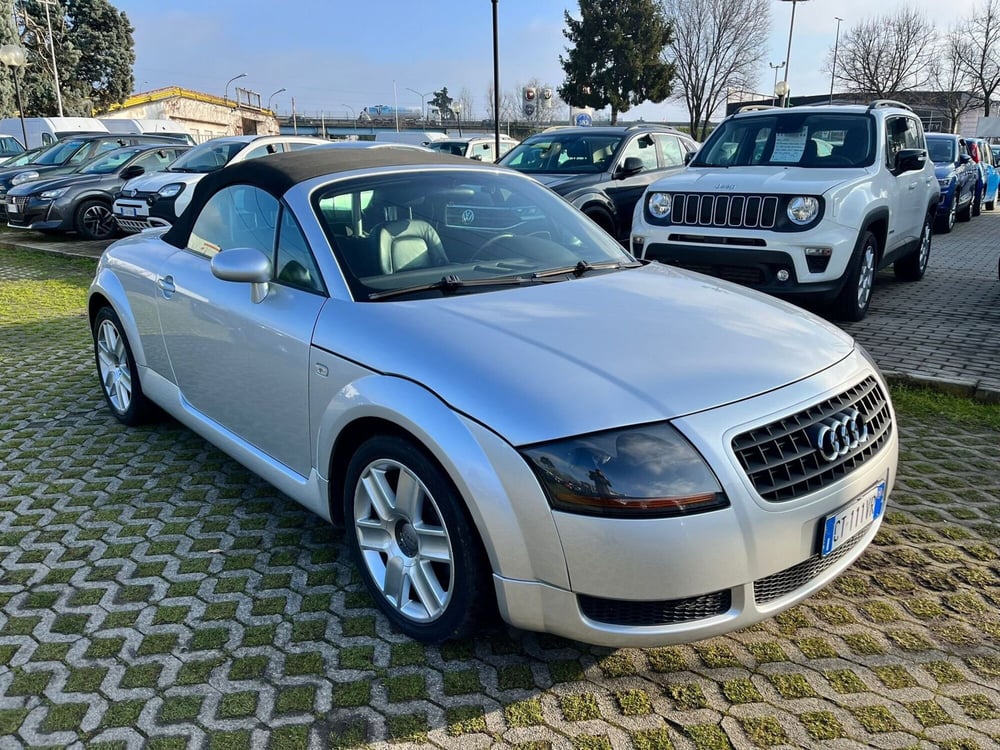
[121,170,204,193]
[648,165,866,195]
[314,263,855,445]
[8,172,107,195]
[528,172,604,193]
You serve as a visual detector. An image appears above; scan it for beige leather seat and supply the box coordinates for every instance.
[377,219,448,273]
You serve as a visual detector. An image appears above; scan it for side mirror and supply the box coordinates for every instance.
[895,148,926,174]
[684,151,696,165]
[211,247,272,303]
[959,153,972,165]
[616,156,644,178]
[119,165,145,180]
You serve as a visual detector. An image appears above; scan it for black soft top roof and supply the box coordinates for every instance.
[162,147,472,249]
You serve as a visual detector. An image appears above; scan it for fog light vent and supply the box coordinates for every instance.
[578,590,731,626]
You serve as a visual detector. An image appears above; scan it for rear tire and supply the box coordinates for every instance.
[344,435,493,643]
[957,191,974,222]
[894,213,931,281]
[934,200,956,234]
[833,231,877,322]
[972,186,982,216]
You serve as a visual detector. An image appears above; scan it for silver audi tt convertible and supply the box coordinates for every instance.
[88,148,897,646]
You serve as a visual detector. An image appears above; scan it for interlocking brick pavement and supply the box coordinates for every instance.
[0,233,998,749]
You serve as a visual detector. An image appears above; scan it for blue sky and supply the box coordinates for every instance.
[115,0,979,124]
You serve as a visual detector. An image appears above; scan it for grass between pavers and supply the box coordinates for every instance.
[1,245,999,746]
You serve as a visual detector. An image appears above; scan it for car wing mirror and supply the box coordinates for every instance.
[210,247,273,303]
[684,151,695,165]
[959,153,972,165]
[894,148,926,174]
[616,156,644,178]
[119,165,145,180]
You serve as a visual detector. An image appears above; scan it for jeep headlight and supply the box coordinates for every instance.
[157,183,185,198]
[937,178,952,188]
[520,423,729,518]
[647,192,672,220]
[787,196,819,225]
[11,171,39,186]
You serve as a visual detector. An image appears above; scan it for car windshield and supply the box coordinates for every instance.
[500,133,624,173]
[78,146,147,174]
[313,170,635,301]
[33,139,87,166]
[926,137,956,164]
[694,112,876,168]
[427,141,469,157]
[167,141,246,172]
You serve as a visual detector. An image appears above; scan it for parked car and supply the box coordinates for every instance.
[5,144,190,240]
[89,147,897,646]
[0,144,43,167]
[0,133,188,220]
[965,136,999,213]
[498,125,699,244]
[632,101,940,321]
[0,134,25,161]
[425,135,519,161]
[925,134,978,232]
[111,135,327,232]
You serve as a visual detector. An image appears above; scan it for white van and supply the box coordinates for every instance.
[0,117,108,148]
[100,118,195,145]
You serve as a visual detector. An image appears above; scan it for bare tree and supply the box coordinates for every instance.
[930,30,983,131]
[458,87,475,121]
[834,7,938,98]
[662,0,770,141]
[953,0,1000,116]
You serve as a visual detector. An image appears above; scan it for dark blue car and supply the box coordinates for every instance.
[926,133,977,233]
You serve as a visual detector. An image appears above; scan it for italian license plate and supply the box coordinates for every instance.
[7,202,17,214]
[821,480,885,556]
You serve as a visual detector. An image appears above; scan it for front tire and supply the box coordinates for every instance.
[894,212,931,281]
[93,307,153,425]
[833,231,877,321]
[75,199,117,240]
[344,435,492,643]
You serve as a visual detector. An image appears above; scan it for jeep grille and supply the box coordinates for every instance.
[670,193,779,230]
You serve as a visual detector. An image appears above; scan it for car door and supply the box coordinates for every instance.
[604,133,664,240]
[155,184,327,477]
[884,115,927,253]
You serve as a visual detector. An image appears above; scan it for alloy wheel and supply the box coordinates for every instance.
[856,241,876,311]
[96,319,132,413]
[82,203,115,239]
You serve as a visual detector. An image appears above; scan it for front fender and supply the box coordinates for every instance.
[311,364,570,588]
[88,265,148,368]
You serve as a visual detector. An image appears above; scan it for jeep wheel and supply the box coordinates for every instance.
[834,231,877,322]
[987,195,996,211]
[935,200,956,234]
[894,213,931,281]
[972,187,982,216]
[958,192,974,222]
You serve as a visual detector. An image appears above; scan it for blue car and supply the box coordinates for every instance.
[925,134,978,233]
[965,137,999,213]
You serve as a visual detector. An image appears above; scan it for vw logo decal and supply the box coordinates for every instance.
[461,209,475,225]
[809,409,868,463]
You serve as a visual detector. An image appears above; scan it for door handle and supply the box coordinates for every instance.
[157,275,175,296]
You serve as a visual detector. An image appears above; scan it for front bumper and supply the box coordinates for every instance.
[113,193,175,233]
[487,352,897,647]
[5,194,72,231]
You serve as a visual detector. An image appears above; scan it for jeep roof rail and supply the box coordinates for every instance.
[736,105,781,113]
[868,99,913,112]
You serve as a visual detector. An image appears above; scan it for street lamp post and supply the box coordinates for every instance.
[225,73,247,105]
[267,87,286,111]
[342,104,357,136]
[769,61,786,106]
[492,0,500,156]
[452,104,463,136]
[778,0,810,107]
[39,0,63,116]
[0,44,28,148]
[405,87,432,122]
[830,16,844,104]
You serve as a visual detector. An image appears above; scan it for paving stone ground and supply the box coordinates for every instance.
[0,233,998,749]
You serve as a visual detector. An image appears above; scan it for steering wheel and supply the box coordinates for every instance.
[470,233,517,261]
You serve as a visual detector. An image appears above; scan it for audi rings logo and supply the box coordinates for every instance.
[809,409,869,463]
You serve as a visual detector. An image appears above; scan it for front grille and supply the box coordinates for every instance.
[754,531,865,604]
[731,376,892,502]
[671,193,779,229]
[578,590,731,626]
[114,217,149,233]
[6,196,30,224]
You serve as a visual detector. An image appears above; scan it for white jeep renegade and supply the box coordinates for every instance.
[630,100,940,321]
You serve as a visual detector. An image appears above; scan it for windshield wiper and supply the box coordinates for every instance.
[531,259,641,279]
[368,273,536,301]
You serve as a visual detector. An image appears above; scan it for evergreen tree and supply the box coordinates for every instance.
[558,0,674,124]
[430,87,455,120]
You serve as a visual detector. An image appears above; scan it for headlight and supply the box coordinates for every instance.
[647,192,672,220]
[11,171,39,186]
[937,178,952,188]
[520,423,729,518]
[157,183,185,198]
[40,188,68,200]
[787,196,819,225]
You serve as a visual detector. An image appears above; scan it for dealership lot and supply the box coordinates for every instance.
[0,221,997,748]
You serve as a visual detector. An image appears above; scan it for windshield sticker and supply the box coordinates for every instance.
[771,127,809,163]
